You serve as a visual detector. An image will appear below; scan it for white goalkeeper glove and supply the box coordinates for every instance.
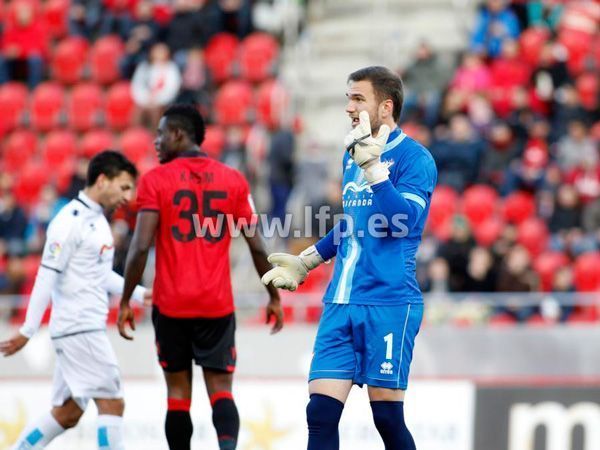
[344,110,391,185]
[261,246,324,291]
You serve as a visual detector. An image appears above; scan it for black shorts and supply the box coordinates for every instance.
[152,306,236,373]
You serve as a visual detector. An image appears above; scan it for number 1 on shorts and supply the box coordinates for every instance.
[384,333,393,360]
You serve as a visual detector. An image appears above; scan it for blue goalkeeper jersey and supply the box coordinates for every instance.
[316,127,437,305]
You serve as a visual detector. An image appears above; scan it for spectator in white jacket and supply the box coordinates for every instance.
[132,42,182,127]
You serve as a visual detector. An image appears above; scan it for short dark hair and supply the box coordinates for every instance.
[348,66,404,122]
[163,104,206,145]
[86,151,138,186]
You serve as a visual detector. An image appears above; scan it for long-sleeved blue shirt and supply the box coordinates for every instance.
[315,127,437,305]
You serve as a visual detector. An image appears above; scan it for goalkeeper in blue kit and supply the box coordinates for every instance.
[262,66,437,449]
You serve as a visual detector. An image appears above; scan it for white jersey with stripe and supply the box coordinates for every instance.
[34,191,117,338]
[322,127,437,305]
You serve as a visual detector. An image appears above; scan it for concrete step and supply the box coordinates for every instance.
[308,0,465,21]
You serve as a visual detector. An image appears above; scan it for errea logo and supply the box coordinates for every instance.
[380,362,393,375]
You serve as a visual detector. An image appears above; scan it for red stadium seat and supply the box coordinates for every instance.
[296,263,332,294]
[68,83,104,131]
[119,127,153,164]
[305,305,323,323]
[489,313,517,327]
[516,218,548,257]
[20,253,43,296]
[502,191,536,224]
[42,130,78,166]
[56,160,74,194]
[428,185,458,230]
[105,82,135,130]
[30,82,65,131]
[152,2,173,25]
[519,27,550,66]
[576,72,599,110]
[559,29,593,75]
[473,217,504,247]
[90,35,125,85]
[591,121,600,141]
[0,82,28,135]
[202,125,225,159]
[80,129,115,158]
[534,252,570,292]
[43,0,69,38]
[593,35,600,69]
[1,130,38,172]
[205,33,239,83]
[214,81,253,126]
[566,306,599,323]
[573,252,600,292]
[462,184,498,226]
[51,37,89,85]
[14,162,50,207]
[239,32,279,83]
[256,79,290,129]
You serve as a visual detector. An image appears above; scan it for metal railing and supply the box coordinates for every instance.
[1,292,598,325]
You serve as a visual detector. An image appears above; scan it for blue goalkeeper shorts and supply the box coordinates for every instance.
[309,303,423,389]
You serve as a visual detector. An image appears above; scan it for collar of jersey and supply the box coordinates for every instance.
[175,150,208,159]
[77,191,103,214]
[383,127,407,154]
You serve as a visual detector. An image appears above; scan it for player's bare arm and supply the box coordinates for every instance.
[118,210,159,340]
[0,333,29,357]
[243,233,284,334]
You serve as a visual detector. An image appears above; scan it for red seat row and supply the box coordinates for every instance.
[214,78,290,128]
[1,127,154,167]
[0,77,291,134]
[0,81,135,134]
[51,35,125,85]
[205,32,280,84]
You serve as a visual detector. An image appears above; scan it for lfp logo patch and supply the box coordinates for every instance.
[48,242,62,259]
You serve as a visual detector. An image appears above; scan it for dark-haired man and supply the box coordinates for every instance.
[262,66,438,449]
[118,104,283,450]
[1,151,151,450]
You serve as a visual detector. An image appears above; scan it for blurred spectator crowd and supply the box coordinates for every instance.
[0,0,598,325]
[0,0,299,317]
[400,0,600,323]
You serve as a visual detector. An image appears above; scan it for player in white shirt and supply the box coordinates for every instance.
[0,151,150,450]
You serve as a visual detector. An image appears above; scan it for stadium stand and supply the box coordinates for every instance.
[0,0,598,328]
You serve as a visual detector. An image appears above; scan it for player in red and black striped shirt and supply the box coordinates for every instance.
[118,105,283,450]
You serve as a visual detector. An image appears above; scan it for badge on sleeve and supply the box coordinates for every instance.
[47,242,62,260]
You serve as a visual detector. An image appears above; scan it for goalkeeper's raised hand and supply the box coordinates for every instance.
[344,110,391,185]
[261,246,324,291]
